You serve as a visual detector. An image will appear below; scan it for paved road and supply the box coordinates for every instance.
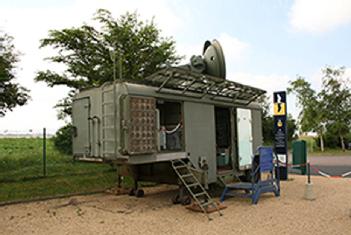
[298,156,351,178]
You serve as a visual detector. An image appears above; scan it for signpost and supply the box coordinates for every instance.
[273,91,288,180]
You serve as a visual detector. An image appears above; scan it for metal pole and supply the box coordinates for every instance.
[112,52,118,157]
[43,127,47,177]
[118,55,122,80]
[307,162,311,184]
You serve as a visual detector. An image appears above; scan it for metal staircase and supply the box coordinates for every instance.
[171,159,222,220]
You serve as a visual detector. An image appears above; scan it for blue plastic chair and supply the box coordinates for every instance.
[220,146,280,204]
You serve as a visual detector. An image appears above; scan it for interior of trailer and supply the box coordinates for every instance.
[215,106,233,172]
[156,100,183,152]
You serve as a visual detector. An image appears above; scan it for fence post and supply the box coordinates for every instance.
[43,127,47,177]
[304,161,316,200]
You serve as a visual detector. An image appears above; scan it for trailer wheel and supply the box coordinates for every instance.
[128,188,135,196]
[181,196,191,205]
[135,189,144,198]
[172,194,180,204]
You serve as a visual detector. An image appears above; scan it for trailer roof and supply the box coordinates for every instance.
[144,67,266,105]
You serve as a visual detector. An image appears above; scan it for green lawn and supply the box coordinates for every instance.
[265,137,351,156]
[298,136,351,156]
[0,138,116,203]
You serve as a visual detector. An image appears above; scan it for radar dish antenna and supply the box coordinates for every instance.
[178,39,226,79]
[202,39,226,79]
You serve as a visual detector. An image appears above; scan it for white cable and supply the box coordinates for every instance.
[165,123,181,134]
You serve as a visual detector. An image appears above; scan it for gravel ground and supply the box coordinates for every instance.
[0,175,350,235]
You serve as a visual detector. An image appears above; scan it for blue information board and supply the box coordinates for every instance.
[273,91,288,180]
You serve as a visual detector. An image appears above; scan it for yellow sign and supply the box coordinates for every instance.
[274,103,286,116]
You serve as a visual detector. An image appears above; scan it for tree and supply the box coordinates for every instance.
[0,33,29,116]
[53,124,73,155]
[35,9,181,119]
[319,66,351,151]
[288,66,351,151]
[286,114,297,142]
[288,76,327,151]
[257,94,274,143]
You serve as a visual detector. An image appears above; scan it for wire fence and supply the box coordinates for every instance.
[0,132,117,203]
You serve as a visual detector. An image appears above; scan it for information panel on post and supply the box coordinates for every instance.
[273,91,288,180]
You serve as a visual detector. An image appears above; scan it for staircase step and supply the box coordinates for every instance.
[171,159,221,220]
[180,174,193,178]
[187,182,200,188]
[201,201,214,207]
[194,192,207,198]
[174,165,187,169]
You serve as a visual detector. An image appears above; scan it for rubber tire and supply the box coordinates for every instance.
[172,194,181,204]
[135,189,144,198]
[181,196,191,205]
[128,188,135,196]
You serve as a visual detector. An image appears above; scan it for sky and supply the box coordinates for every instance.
[1,0,351,134]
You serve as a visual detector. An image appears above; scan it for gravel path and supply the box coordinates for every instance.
[0,175,350,235]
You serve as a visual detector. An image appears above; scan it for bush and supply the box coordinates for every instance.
[299,136,318,152]
[53,124,73,155]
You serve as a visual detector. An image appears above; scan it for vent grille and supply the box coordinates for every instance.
[128,96,156,154]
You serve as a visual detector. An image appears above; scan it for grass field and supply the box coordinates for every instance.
[298,136,351,156]
[0,138,116,203]
[1,137,348,204]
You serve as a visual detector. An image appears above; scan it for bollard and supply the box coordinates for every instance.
[304,162,316,200]
[307,162,311,184]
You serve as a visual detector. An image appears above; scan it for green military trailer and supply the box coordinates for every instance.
[72,40,265,199]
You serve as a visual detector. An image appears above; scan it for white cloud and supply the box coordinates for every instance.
[231,73,289,93]
[229,72,299,118]
[176,42,203,64]
[218,33,250,64]
[310,66,351,90]
[343,67,351,81]
[289,0,351,33]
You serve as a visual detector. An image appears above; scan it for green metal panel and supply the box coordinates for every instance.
[292,140,307,175]
[183,102,217,183]
[251,109,263,151]
[72,97,90,156]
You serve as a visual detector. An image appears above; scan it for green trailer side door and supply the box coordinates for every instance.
[183,102,217,183]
